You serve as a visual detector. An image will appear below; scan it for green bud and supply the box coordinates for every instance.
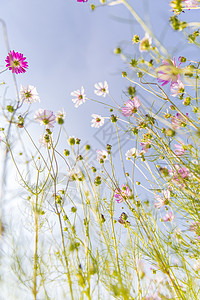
[71,206,77,213]
[114,47,121,54]
[7,105,14,113]
[85,144,90,150]
[110,114,117,123]
[64,149,70,156]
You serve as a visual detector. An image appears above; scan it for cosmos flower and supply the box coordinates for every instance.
[170,80,184,97]
[155,189,170,208]
[174,143,185,156]
[114,185,131,203]
[139,33,152,52]
[34,109,56,129]
[171,113,188,129]
[163,211,175,222]
[125,148,138,160]
[5,50,28,74]
[91,114,104,128]
[183,0,198,8]
[157,57,181,86]
[169,165,190,183]
[20,85,40,103]
[121,97,141,117]
[94,81,109,97]
[140,141,151,153]
[96,150,108,163]
[71,87,86,108]
[56,109,66,125]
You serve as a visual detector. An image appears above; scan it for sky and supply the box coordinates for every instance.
[0,0,200,298]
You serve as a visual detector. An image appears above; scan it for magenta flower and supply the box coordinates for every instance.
[114,185,131,203]
[121,97,141,117]
[163,211,175,222]
[169,165,190,184]
[35,109,56,129]
[171,113,188,129]
[174,143,185,156]
[157,57,181,86]
[170,80,184,97]
[5,50,28,74]
[77,0,88,2]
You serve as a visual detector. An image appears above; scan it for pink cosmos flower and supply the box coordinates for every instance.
[190,222,200,239]
[20,85,40,103]
[94,81,109,97]
[170,80,184,97]
[35,109,56,129]
[114,185,131,203]
[140,141,150,153]
[171,113,188,129]
[163,211,175,222]
[183,0,198,8]
[5,50,28,74]
[169,165,190,183]
[96,150,108,163]
[157,57,181,86]
[121,97,141,117]
[91,114,104,128]
[174,143,185,156]
[71,87,86,108]
[155,189,170,208]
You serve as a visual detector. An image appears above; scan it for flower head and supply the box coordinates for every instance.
[139,33,152,52]
[163,211,175,222]
[96,150,108,163]
[71,87,86,108]
[5,50,28,74]
[171,112,188,129]
[20,85,40,103]
[157,57,181,86]
[183,0,198,8]
[114,185,131,203]
[121,97,141,117]
[94,81,109,97]
[56,109,66,125]
[155,189,170,208]
[140,141,151,153]
[125,148,138,160]
[170,80,184,97]
[118,212,130,226]
[174,143,185,156]
[91,114,104,128]
[35,109,56,129]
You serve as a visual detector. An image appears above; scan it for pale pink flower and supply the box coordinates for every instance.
[183,0,198,8]
[169,165,190,185]
[39,134,51,148]
[139,33,152,52]
[163,211,175,222]
[34,109,56,129]
[114,185,131,203]
[94,81,109,97]
[155,189,170,208]
[174,143,185,156]
[125,148,138,160]
[91,114,104,128]
[71,86,86,108]
[170,80,184,97]
[140,142,150,153]
[171,113,188,129]
[96,150,108,163]
[20,85,40,103]
[157,57,181,86]
[5,50,28,74]
[121,97,141,117]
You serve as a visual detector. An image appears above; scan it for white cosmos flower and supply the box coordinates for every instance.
[125,148,138,160]
[71,86,86,108]
[94,81,109,97]
[20,85,40,103]
[91,114,104,128]
[96,150,108,163]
